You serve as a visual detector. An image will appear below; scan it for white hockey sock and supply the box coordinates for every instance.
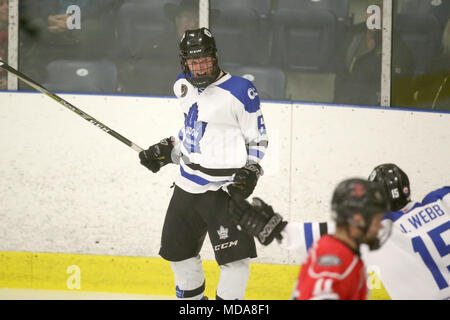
[216,258,250,300]
[170,255,205,300]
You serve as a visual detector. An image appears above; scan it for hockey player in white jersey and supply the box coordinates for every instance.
[139,28,268,300]
[229,163,450,299]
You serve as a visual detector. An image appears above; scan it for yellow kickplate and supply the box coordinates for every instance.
[0,251,390,299]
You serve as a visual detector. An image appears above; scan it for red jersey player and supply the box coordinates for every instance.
[293,235,367,300]
[293,179,389,300]
[229,178,391,300]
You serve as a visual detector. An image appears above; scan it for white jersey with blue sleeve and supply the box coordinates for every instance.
[362,187,450,300]
[279,221,335,256]
[171,72,268,194]
[279,187,450,300]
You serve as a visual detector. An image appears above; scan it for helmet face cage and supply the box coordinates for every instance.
[368,163,410,211]
[179,27,220,88]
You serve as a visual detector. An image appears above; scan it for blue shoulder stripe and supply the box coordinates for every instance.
[176,72,185,81]
[218,76,260,113]
[420,187,450,206]
[383,210,404,222]
[174,72,187,86]
[383,186,450,222]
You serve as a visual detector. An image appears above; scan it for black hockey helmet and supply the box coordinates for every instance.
[368,163,411,211]
[331,178,390,227]
[179,27,220,88]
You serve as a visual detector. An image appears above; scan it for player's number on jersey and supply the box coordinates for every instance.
[311,278,339,300]
[412,221,450,290]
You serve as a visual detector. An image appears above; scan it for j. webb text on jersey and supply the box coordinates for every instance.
[178,303,270,317]
[398,203,446,234]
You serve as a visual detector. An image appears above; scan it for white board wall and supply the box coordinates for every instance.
[0,92,449,265]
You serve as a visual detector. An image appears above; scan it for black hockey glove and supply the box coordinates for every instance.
[229,195,287,246]
[139,137,174,173]
[227,162,262,199]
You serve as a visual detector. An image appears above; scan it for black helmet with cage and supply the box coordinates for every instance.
[368,163,411,211]
[179,27,221,88]
[331,178,391,250]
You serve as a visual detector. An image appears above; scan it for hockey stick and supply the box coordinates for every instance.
[0,60,144,153]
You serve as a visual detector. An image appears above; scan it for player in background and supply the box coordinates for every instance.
[231,178,390,300]
[229,163,450,300]
[139,28,268,300]
[365,164,450,299]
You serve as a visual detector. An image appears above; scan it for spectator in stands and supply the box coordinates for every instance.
[164,0,200,38]
[129,0,200,62]
[334,0,415,106]
[18,0,122,89]
[0,0,7,90]
[401,0,450,34]
[412,18,450,111]
[428,0,450,31]
[117,0,206,96]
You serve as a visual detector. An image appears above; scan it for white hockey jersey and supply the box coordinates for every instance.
[171,72,268,194]
[280,187,450,300]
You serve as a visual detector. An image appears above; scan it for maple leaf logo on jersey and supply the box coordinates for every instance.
[183,103,207,154]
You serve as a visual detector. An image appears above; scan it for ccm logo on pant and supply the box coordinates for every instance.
[214,240,238,251]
